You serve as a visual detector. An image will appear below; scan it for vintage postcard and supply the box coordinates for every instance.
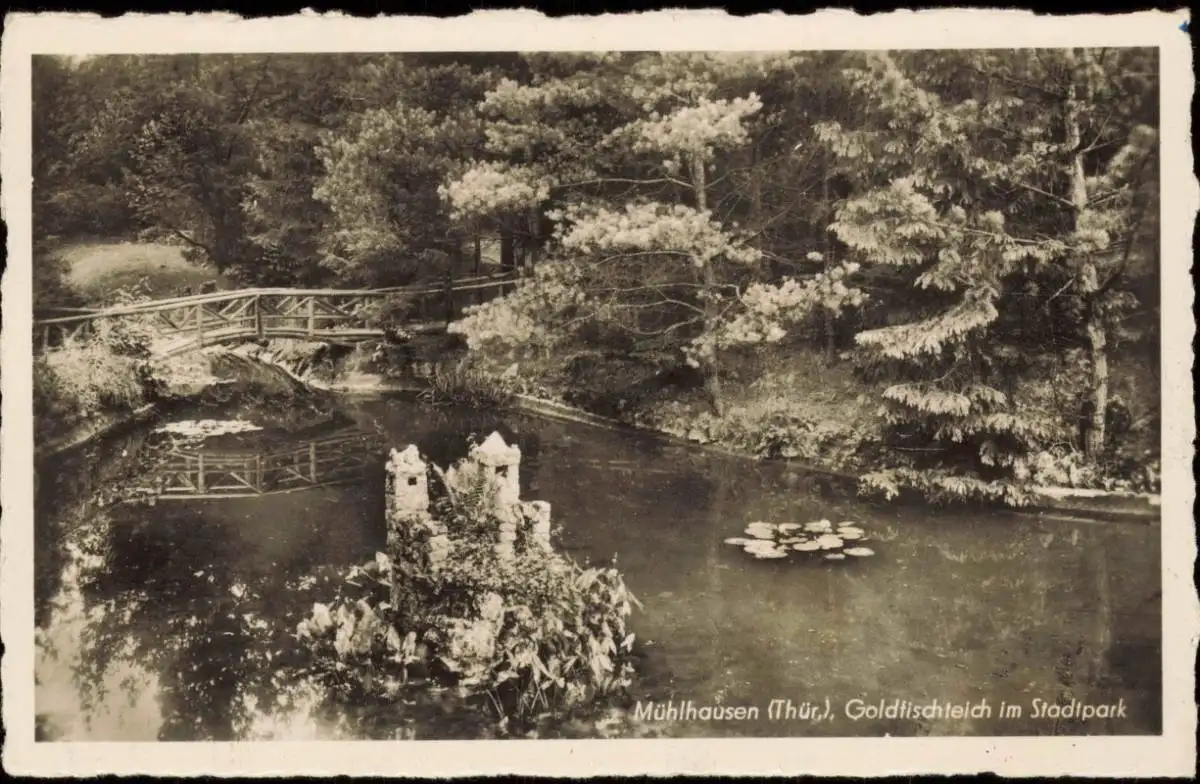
[2,9,1196,778]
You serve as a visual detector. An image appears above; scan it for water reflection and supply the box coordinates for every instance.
[35,396,1161,740]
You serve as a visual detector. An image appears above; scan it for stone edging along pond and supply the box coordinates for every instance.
[34,376,1161,527]
[507,394,1163,527]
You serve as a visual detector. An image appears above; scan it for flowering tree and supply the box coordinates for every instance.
[446,53,861,412]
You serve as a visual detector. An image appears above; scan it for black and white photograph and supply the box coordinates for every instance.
[2,10,1195,779]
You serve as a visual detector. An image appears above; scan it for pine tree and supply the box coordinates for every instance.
[819,49,1159,503]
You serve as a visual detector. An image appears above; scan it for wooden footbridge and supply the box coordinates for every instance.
[34,272,516,357]
[138,428,383,500]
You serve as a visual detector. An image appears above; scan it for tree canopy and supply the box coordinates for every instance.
[33,49,1161,503]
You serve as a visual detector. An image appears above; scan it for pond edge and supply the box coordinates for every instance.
[33,383,1161,526]
[509,393,1162,527]
[36,402,160,460]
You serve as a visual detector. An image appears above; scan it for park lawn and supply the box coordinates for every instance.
[54,240,234,304]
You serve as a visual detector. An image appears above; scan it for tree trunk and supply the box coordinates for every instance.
[526,206,541,272]
[748,143,763,219]
[451,240,466,276]
[691,150,724,416]
[1064,70,1108,457]
[499,226,516,273]
[822,168,836,362]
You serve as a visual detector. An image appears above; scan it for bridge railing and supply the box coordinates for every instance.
[33,272,518,354]
[138,429,383,499]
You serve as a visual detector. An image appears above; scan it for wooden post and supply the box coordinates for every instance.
[309,441,318,483]
[197,453,206,494]
[195,303,205,348]
[255,455,264,493]
[307,298,316,337]
[443,271,454,326]
[254,295,264,339]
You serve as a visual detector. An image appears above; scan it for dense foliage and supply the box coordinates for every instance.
[34,50,1161,501]
[290,452,639,729]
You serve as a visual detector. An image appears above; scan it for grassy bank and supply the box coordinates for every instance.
[46,235,235,302]
[454,340,1161,503]
[457,342,883,474]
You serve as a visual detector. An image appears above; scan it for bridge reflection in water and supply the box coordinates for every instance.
[140,429,383,500]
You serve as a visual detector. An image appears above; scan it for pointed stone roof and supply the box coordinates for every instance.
[387,444,425,475]
[470,431,521,466]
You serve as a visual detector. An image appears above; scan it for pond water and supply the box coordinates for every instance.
[34,394,1162,741]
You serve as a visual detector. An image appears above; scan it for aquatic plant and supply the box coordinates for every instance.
[292,444,639,732]
[34,339,150,440]
[421,358,514,410]
[725,519,876,563]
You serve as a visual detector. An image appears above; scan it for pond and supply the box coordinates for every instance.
[34,393,1162,741]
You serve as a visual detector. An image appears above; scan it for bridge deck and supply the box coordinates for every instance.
[35,273,517,356]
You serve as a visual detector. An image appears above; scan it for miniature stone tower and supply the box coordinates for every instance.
[384,432,553,573]
[385,444,430,543]
[469,431,522,506]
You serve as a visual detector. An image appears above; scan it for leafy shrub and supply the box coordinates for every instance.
[357,292,417,332]
[293,452,640,731]
[642,396,875,471]
[858,467,1033,507]
[421,359,513,409]
[33,243,86,311]
[33,279,164,440]
[34,342,149,436]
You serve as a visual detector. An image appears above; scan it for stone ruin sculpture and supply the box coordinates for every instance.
[383,433,554,612]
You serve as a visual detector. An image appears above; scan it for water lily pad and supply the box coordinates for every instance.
[815,534,844,550]
[745,522,776,539]
[779,537,805,545]
[793,541,821,552]
[743,540,779,551]
[804,520,834,533]
[724,537,754,546]
[776,523,803,533]
[824,553,847,561]
[838,530,864,540]
[844,547,876,557]
[750,549,789,559]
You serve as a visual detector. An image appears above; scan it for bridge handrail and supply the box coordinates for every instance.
[33,272,518,326]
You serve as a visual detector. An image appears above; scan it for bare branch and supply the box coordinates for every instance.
[1045,278,1074,304]
[1092,199,1150,302]
[1014,181,1076,210]
[967,61,1066,101]
[168,227,213,255]
[562,176,693,190]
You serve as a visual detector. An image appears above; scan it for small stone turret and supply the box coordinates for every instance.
[386,445,430,519]
[384,432,551,574]
[470,431,522,507]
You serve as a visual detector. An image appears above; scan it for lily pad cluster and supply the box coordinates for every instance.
[725,520,875,562]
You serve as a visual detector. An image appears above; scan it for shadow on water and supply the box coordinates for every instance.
[34,394,1162,741]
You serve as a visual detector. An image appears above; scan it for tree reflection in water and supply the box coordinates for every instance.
[35,395,1162,740]
[35,403,560,741]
